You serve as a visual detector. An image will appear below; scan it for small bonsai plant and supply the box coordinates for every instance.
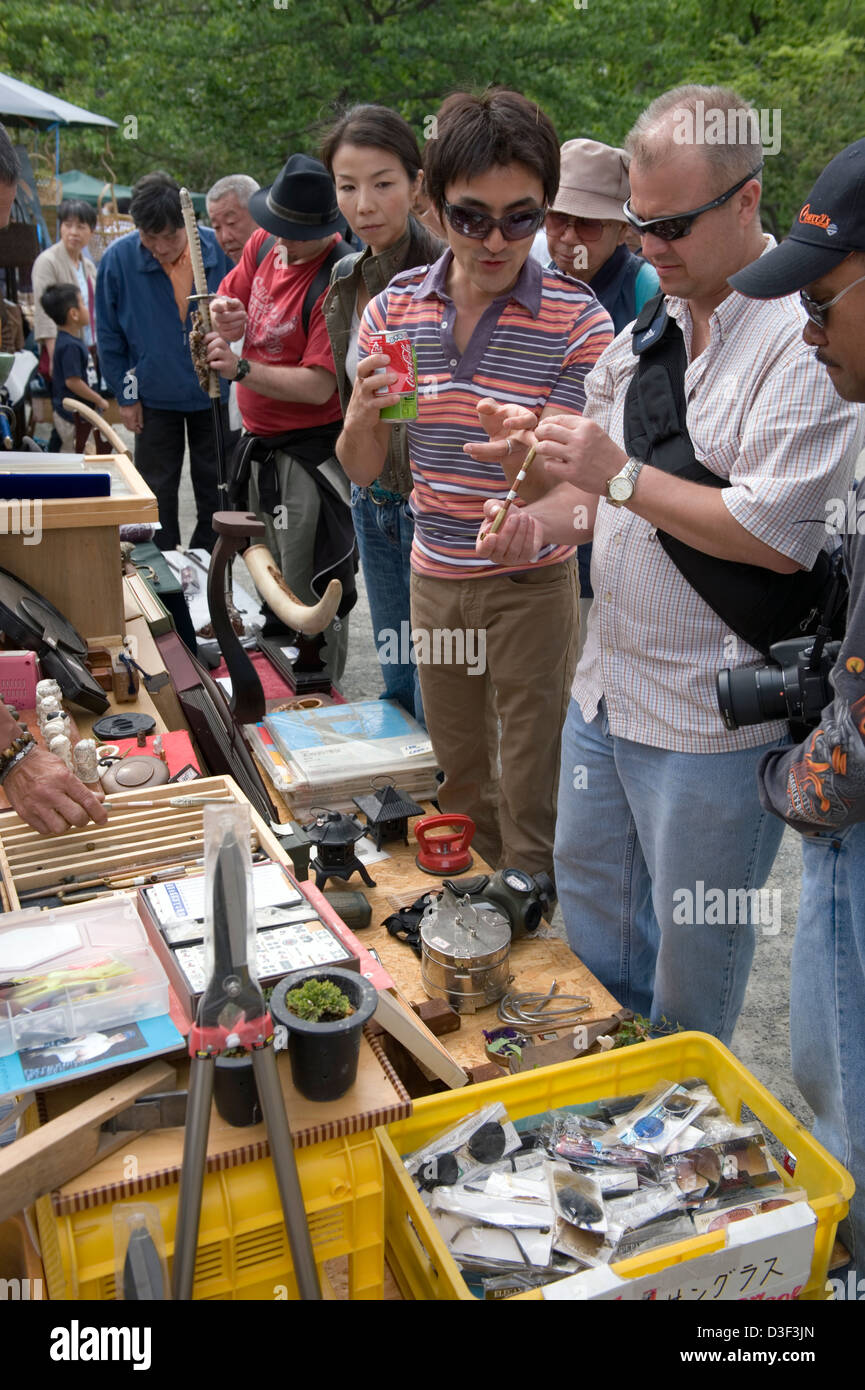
[283,977,353,1024]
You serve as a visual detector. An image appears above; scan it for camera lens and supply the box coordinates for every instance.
[716,664,791,730]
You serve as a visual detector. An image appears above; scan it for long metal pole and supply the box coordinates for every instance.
[171,1057,215,1300]
[251,1046,322,1300]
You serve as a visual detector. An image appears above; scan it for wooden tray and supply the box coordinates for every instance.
[0,775,291,908]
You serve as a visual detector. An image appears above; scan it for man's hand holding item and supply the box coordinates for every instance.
[4,745,106,836]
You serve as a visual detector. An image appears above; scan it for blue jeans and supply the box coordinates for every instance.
[792,823,865,1276]
[554,698,787,1045]
[351,486,424,727]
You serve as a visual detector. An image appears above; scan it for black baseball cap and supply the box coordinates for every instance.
[729,139,865,298]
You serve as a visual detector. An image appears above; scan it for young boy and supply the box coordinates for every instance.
[40,283,108,451]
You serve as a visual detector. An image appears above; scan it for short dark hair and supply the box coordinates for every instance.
[320,105,423,183]
[57,198,97,229]
[0,122,19,187]
[423,88,560,213]
[129,171,183,232]
[41,283,80,327]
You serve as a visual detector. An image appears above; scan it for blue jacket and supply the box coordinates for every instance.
[95,226,232,411]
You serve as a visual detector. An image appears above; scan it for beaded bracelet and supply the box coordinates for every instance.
[0,732,36,784]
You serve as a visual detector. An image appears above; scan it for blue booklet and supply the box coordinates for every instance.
[0,1013,184,1101]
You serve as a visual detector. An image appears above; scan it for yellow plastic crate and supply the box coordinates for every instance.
[379,1032,852,1302]
[35,1128,384,1301]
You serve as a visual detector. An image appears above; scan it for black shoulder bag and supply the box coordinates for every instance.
[622,294,847,656]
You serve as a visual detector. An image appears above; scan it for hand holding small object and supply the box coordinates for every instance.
[4,747,107,836]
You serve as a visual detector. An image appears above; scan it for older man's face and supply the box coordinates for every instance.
[802,254,865,403]
[208,191,258,262]
[628,145,760,304]
[0,180,15,229]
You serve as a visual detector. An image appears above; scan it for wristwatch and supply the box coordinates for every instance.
[606,458,644,507]
[233,357,251,382]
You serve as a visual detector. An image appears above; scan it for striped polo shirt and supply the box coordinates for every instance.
[358,250,613,579]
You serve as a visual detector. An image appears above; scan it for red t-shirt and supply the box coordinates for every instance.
[218,228,342,436]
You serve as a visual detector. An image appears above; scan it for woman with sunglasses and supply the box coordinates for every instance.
[321,106,444,724]
[336,90,612,880]
[543,140,659,645]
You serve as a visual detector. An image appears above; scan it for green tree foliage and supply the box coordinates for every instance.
[1,0,862,228]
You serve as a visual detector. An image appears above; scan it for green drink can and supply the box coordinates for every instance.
[369,330,419,421]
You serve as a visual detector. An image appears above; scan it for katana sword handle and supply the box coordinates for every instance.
[180,186,220,401]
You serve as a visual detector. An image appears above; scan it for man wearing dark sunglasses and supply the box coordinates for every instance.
[337,88,613,879]
[731,139,865,1281]
[476,84,863,1047]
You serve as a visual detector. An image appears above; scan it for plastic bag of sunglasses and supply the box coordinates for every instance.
[405,1103,521,1187]
[576,1093,648,1125]
[611,1210,697,1262]
[467,1154,551,1197]
[431,1191,555,1269]
[601,1081,708,1154]
[553,1219,615,1269]
[692,1188,809,1236]
[480,1266,580,1298]
[604,1181,685,1247]
[693,1113,766,1146]
[553,1130,666,1185]
[546,1164,608,1235]
[666,1136,781,1209]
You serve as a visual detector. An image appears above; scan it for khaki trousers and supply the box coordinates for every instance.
[410,558,578,877]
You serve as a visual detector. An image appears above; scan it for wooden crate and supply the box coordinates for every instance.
[0,775,289,910]
[0,453,158,643]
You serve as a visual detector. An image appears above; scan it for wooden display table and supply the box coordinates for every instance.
[352,812,621,1071]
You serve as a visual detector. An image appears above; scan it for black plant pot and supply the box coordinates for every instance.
[270,966,379,1102]
[214,1053,261,1127]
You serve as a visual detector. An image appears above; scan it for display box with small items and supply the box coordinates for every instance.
[0,895,169,1059]
[379,1033,853,1302]
[137,859,362,1017]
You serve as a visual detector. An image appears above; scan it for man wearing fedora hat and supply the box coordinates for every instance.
[544,140,659,644]
[731,139,865,1279]
[206,154,356,680]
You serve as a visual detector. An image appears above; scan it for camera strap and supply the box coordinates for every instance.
[623,294,847,655]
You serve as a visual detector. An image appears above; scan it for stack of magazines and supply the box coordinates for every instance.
[249,699,439,815]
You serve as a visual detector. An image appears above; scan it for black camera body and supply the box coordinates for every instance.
[443,868,556,939]
[717,636,841,732]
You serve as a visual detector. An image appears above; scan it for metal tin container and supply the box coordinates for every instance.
[419,885,511,1014]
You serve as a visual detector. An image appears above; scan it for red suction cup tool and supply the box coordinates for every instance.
[414,813,475,875]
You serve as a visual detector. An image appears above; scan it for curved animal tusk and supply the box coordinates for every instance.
[243,543,342,635]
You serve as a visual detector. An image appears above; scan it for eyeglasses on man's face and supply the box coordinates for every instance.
[622,167,763,242]
[545,211,610,242]
[442,202,547,242]
[800,272,865,329]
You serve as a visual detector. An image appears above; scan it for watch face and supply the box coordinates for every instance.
[608,475,633,503]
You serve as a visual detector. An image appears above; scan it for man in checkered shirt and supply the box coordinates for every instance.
[478,84,864,1044]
